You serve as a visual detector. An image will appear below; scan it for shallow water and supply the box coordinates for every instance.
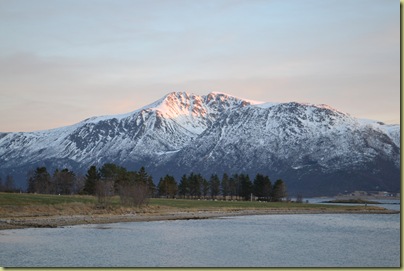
[0,211,400,267]
[307,197,401,211]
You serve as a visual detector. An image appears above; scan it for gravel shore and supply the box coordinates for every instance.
[0,207,398,230]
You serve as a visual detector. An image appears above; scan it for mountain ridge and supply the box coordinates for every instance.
[0,91,399,196]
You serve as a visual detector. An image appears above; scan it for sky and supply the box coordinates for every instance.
[0,0,400,132]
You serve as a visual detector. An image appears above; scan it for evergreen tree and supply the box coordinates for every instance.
[272,179,287,202]
[27,167,51,194]
[158,175,178,198]
[178,174,189,198]
[52,168,76,195]
[136,166,155,197]
[137,166,148,183]
[99,163,132,194]
[262,175,271,201]
[100,163,127,182]
[201,177,209,198]
[239,174,253,200]
[83,165,100,195]
[209,174,221,199]
[221,173,230,200]
[157,177,165,196]
[228,174,238,200]
[188,173,201,198]
[253,174,271,201]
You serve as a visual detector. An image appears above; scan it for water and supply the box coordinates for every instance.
[0,203,400,267]
[306,197,402,211]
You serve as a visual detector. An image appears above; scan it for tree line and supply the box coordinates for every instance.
[23,163,288,206]
[25,163,155,208]
[164,172,286,202]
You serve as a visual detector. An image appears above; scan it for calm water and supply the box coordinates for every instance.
[0,202,400,267]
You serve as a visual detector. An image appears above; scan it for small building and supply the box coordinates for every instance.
[377,191,390,197]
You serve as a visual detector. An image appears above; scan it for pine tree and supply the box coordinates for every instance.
[262,175,271,201]
[157,177,165,196]
[63,169,75,195]
[136,166,155,197]
[272,179,287,202]
[209,174,221,199]
[253,174,271,201]
[178,174,189,199]
[221,173,230,200]
[27,167,51,194]
[158,175,178,198]
[239,174,252,200]
[228,174,238,200]
[188,173,201,198]
[83,165,100,195]
[201,177,209,199]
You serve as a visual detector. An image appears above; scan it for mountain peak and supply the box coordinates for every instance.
[298,102,346,114]
[154,91,204,114]
[0,90,399,196]
[153,91,255,115]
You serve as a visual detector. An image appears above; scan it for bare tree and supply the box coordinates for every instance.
[118,183,133,206]
[73,174,85,194]
[95,179,114,208]
[131,182,149,208]
[118,181,150,208]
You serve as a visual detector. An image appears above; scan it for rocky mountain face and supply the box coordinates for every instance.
[0,92,400,196]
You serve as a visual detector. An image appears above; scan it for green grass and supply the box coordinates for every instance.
[0,192,97,206]
[0,192,371,211]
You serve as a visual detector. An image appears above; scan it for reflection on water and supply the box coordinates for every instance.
[0,200,400,267]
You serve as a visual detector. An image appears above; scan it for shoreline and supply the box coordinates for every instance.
[0,207,399,231]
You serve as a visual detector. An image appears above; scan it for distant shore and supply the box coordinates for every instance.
[0,206,399,231]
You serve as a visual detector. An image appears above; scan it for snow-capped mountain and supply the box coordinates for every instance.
[0,92,400,196]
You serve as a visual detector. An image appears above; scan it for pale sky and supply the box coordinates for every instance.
[0,0,400,132]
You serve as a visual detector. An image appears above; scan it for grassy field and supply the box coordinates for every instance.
[0,192,97,206]
[0,192,372,212]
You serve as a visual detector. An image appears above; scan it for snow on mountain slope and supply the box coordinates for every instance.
[0,92,251,168]
[0,91,400,196]
[171,101,399,171]
[163,100,399,195]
